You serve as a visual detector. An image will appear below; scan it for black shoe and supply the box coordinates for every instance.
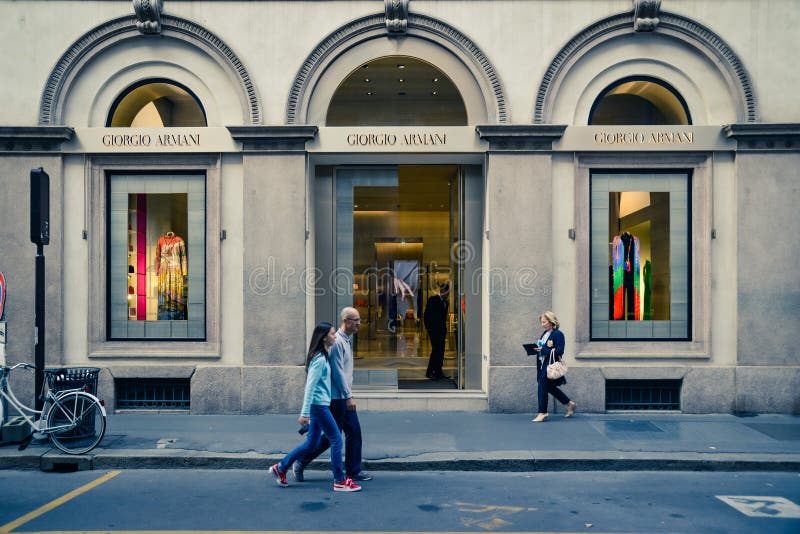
[350,471,373,481]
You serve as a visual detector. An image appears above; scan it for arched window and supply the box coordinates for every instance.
[589,77,690,125]
[326,56,467,126]
[108,80,207,127]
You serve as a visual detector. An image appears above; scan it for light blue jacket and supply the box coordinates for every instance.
[300,352,331,417]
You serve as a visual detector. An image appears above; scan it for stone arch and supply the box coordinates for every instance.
[286,12,507,125]
[534,11,756,124]
[39,14,262,125]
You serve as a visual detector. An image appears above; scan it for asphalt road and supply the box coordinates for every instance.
[2,469,799,533]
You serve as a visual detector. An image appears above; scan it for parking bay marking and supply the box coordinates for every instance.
[716,495,800,518]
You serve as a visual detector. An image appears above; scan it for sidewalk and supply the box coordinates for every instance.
[1,411,799,472]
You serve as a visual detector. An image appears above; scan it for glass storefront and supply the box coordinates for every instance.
[108,174,206,339]
[590,171,690,340]
[316,164,483,389]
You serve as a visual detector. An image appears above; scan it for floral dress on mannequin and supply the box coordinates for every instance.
[155,231,188,320]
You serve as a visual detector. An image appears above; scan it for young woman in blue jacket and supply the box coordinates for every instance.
[269,322,361,492]
[532,311,576,422]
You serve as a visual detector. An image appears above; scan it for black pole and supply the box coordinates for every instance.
[31,167,50,413]
[35,244,45,411]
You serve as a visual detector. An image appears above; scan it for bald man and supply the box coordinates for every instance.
[292,307,372,482]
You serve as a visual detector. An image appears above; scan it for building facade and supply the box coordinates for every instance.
[0,0,798,414]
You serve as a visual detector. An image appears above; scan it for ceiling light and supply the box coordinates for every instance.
[397,64,405,69]
[364,78,370,83]
[431,90,438,95]
[433,77,439,82]
[366,91,373,96]
[398,78,404,83]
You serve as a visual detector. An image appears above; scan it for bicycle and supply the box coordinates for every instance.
[0,363,106,454]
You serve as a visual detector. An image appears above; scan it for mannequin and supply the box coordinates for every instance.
[155,230,188,320]
[611,232,640,320]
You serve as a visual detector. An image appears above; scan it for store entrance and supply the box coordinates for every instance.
[314,164,483,390]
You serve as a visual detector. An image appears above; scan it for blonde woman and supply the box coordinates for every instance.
[531,311,576,422]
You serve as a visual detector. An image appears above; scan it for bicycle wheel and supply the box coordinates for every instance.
[47,391,106,454]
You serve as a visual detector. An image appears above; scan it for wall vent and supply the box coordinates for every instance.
[116,378,190,410]
[605,379,681,410]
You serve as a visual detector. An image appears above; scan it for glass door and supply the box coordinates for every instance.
[315,165,482,390]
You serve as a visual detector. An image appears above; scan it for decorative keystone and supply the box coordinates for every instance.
[633,0,661,32]
[385,0,409,33]
[133,0,164,34]
[476,125,567,152]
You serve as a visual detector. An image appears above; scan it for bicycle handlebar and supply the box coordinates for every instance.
[3,362,37,371]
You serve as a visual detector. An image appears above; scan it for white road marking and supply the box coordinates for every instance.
[716,495,800,518]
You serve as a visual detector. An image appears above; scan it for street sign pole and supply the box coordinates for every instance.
[30,168,50,412]
[34,246,45,411]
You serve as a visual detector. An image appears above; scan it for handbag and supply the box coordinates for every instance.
[546,351,568,380]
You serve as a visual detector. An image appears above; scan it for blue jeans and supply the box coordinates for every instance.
[278,404,344,483]
[299,398,363,477]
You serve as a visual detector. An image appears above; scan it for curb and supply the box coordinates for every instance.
[2,449,799,472]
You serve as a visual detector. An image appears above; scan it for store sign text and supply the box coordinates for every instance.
[346,132,447,147]
[594,131,694,145]
[101,133,201,148]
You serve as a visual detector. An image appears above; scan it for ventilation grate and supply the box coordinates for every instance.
[116,378,190,410]
[605,379,681,410]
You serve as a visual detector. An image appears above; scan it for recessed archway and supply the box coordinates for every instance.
[589,77,691,125]
[326,56,467,126]
[39,14,261,126]
[288,12,507,125]
[108,80,207,127]
[534,11,756,125]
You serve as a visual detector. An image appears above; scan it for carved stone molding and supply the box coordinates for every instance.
[133,0,164,35]
[534,11,756,124]
[0,126,74,152]
[633,0,661,32]
[287,12,507,124]
[723,123,800,152]
[476,125,566,152]
[385,0,409,34]
[39,15,261,125]
[227,126,318,152]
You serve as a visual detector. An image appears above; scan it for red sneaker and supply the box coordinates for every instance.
[333,477,362,492]
[270,464,288,487]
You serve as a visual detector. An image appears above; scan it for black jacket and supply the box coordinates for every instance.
[424,294,448,337]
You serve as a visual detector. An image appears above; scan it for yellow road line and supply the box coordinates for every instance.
[0,470,122,534]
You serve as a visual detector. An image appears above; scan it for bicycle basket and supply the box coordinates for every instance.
[44,367,100,394]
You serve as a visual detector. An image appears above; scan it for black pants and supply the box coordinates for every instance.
[536,359,570,413]
[426,333,445,377]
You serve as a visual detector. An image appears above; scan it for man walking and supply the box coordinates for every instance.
[424,282,450,380]
[292,307,372,482]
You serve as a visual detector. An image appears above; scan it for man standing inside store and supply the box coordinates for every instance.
[424,282,450,380]
[292,307,372,482]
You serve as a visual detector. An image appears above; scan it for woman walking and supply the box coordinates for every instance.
[531,311,576,422]
[269,322,361,492]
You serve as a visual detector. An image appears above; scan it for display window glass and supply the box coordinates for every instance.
[590,172,690,340]
[108,174,206,340]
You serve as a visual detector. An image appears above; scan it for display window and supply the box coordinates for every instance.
[590,171,690,340]
[108,174,206,339]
